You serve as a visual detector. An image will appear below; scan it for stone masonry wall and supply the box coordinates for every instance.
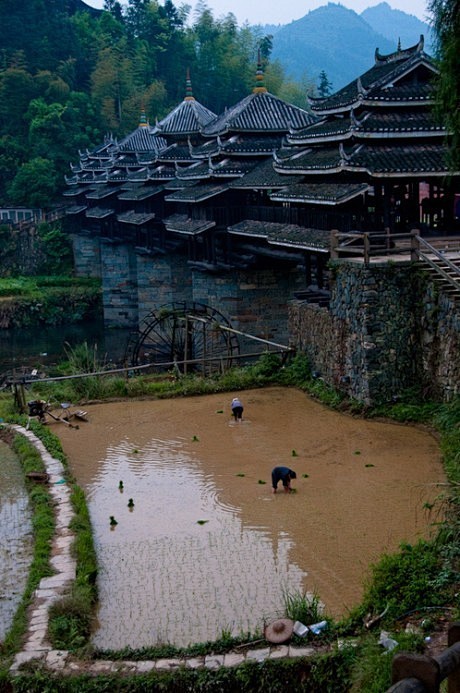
[193,266,304,351]
[71,233,101,279]
[288,261,460,405]
[137,252,192,321]
[101,242,138,328]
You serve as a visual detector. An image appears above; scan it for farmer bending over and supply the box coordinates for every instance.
[271,466,297,493]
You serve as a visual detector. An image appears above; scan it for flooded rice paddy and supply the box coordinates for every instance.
[54,387,444,649]
[0,440,33,642]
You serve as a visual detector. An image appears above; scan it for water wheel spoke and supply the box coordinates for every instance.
[126,302,240,373]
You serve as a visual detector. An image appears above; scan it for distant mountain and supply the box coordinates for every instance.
[361,2,434,54]
[270,2,433,92]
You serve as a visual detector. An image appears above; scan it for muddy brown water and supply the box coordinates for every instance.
[54,387,444,649]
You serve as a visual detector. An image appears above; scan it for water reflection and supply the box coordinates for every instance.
[88,438,306,649]
[0,320,131,373]
[0,442,33,640]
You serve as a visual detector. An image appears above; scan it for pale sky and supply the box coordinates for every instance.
[83,0,432,27]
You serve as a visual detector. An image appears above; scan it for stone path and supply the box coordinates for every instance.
[8,424,324,678]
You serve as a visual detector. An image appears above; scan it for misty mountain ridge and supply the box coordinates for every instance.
[268,2,434,91]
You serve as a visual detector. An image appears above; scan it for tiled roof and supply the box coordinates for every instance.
[270,182,370,204]
[356,111,443,134]
[175,161,211,180]
[228,220,330,251]
[117,185,163,201]
[85,185,121,199]
[201,91,315,136]
[228,158,302,189]
[65,204,87,215]
[148,164,177,181]
[274,142,451,175]
[163,179,198,190]
[274,146,343,173]
[107,169,130,182]
[75,158,112,171]
[287,110,444,144]
[288,118,352,142]
[85,207,114,219]
[209,159,255,177]
[221,135,282,155]
[117,211,156,225]
[62,186,93,197]
[365,82,434,102]
[157,143,195,161]
[347,143,450,174]
[127,168,150,182]
[164,184,228,203]
[163,214,216,235]
[309,50,436,113]
[156,99,217,136]
[118,126,167,153]
[189,139,220,158]
[137,151,161,164]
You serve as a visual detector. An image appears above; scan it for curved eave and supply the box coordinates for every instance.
[352,129,446,139]
[288,131,353,145]
[362,98,436,107]
[270,185,370,206]
[350,168,458,178]
[273,163,344,175]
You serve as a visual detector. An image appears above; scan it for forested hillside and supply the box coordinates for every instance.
[0,0,298,209]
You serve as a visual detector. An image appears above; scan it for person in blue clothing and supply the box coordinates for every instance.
[231,397,244,421]
[271,466,297,493]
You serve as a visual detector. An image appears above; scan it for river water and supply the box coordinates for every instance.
[54,387,445,650]
[0,321,131,374]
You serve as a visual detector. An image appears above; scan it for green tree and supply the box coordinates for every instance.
[8,157,59,208]
[317,70,333,98]
[429,0,460,167]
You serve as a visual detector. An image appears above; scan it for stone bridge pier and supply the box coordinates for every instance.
[92,241,304,347]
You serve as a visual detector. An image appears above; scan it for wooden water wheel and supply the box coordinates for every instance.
[124,301,240,375]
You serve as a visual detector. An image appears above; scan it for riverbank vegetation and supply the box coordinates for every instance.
[0,276,101,328]
[0,352,459,690]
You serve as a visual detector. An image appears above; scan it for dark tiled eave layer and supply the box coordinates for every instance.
[118,185,163,201]
[366,83,434,102]
[228,158,302,189]
[228,219,330,251]
[117,211,156,225]
[163,214,216,235]
[157,144,195,162]
[288,111,444,143]
[275,143,452,175]
[270,182,370,204]
[85,207,114,219]
[65,204,87,215]
[349,143,450,174]
[165,184,228,203]
[86,185,122,199]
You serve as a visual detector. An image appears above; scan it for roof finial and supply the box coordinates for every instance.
[253,47,267,94]
[139,105,148,127]
[397,37,401,52]
[185,68,195,101]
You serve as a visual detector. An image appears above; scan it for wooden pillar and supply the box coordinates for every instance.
[304,252,312,285]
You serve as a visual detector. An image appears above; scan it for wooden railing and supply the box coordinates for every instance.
[331,229,460,267]
[387,622,460,692]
